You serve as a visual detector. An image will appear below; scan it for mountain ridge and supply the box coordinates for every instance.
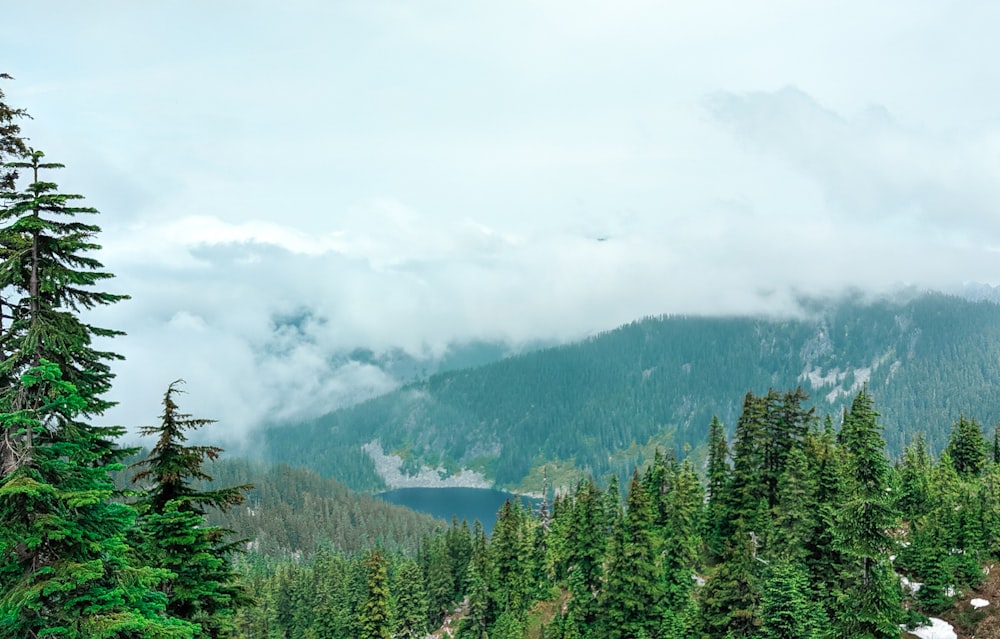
[258,291,1000,492]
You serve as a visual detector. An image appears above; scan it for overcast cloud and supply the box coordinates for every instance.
[3,1,999,443]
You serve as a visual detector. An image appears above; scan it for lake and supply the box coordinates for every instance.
[376,487,541,534]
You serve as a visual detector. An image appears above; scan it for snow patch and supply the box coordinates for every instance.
[799,366,841,389]
[905,618,956,639]
[900,575,923,594]
[362,440,492,489]
[971,597,989,609]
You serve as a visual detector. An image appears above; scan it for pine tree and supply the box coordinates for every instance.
[762,388,814,508]
[992,424,1000,465]
[758,558,823,639]
[660,460,703,620]
[0,362,196,638]
[897,432,932,521]
[834,387,903,639]
[490,499,536,618]
[802,419,844,614]
[311,547,353,639]
[727,392,769,544]
[359,549,391,639]
[445,517,473,598]
[422,534,454,628]
[0,73,28,191]
[563,478,607,636]
[130,381,253,636]
[704,415,731,561]
[945,415,988,478]
[600,472,662,639]
[0,97,188,636]
[769,445,816,564]
[391,558,428,639]
[696,535,761,639]
[0,150,129,419]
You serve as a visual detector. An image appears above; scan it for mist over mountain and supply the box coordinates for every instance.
[256,292,1000,493]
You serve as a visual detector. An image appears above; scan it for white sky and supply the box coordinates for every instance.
[3,1,999,442]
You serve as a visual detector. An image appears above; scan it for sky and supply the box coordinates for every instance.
[3,1,1000,444]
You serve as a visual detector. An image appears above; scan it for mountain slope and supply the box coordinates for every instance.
[260,292,1000,491]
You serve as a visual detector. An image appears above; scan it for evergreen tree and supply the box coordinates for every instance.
[660,460,703,619]
[802,419,844,615]
[600,472,662,639]
[490,499,538,619]
[762,388,814,508]
[445,517,473,598]
[460,520,493,638]
[0,73,28,191]
[391,557,428,639]
[311,547,354,639]
[0,362,195,638]
[727,392,769,545]
[704,415,731,561]
[758,558,823,639]
[0,150,129,420]
[769,445,816,564]
[563,478,607,636]
[421,534,454,628]
[359,549,391,639]
[834,387,903,639]
[130,381,253,636]
[992,423,1000,465]
[696,535,761,639]
[945,415,988,478]
[897,433,932,521]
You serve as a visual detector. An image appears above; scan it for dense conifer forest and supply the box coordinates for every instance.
[5,74,1000,638]
[234,389,1000,639]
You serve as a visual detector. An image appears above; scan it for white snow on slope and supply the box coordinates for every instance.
[906,618,956,639]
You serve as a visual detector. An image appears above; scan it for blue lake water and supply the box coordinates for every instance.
[376,487,540,534]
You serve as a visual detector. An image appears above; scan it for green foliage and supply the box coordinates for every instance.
[130,382,254,636]
[0,362,195,638]
[391,558,428,638]
[0,150,129,419]
[0,73,28,190]
[181,457,443,558]
[697,536,761,639]
[834,388,903,639]
[600,472,663,639]
[704,415,731,562]
[359,549,392,639]
[759,558,823,639]
[946,415,988,478]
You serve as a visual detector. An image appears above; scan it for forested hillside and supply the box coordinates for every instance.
[238,388,1000,639]
[201,459,445,557]
[262,292,1000,491]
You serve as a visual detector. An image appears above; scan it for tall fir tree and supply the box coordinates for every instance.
[391,557,428,639]
[0,150,128,420]
[727,391,769,546]
[945,415,988,478]
[704,415,731,562]
[600,472,662,639]
[563,478,607,637]
[0,90,189,637]
[129,381,253,636]
[834,387,903,639]
[359,549,391,639]
[758,557,823,639]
